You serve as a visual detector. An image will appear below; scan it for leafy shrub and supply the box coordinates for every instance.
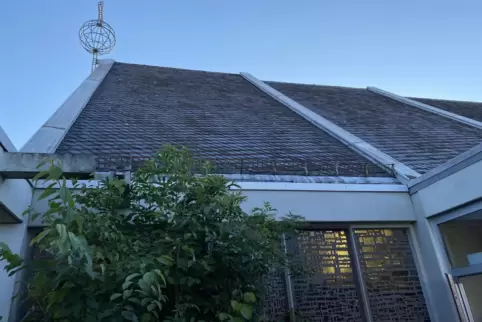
[0,146,302,321]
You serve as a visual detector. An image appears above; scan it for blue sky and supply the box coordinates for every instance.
[2,0,482,148]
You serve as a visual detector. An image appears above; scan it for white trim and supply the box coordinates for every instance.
[367,87,482,130]
[21,60,115,153]
[34,179,407,192]
[240,73,420,184]
[221,174,400,184]
[0,126,16,152]
[233,182,407,192]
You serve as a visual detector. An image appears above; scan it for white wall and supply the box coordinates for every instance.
[0,179,32,321]
[414,159,482,218]
[30,186,416,225]
[241,189,415,221]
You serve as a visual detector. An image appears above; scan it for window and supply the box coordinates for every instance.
[262,227,430,322]
[438,210,482,321]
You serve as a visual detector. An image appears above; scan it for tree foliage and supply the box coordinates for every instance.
[0,146,303,321]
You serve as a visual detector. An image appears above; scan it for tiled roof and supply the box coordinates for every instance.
[410,97,482,122]
[56,63,387,177]
[267,82,482,174]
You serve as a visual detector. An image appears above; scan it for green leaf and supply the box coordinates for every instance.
[125,273,141,282]
[38,189,56,201]
[230,300,240,312]
[128,297,141,305]
[156,255,174,266]
[123,281,133,290]
[147,303,156,312]
[110,293,122,301]
[141,297,151,306]
[240,304,253,320]
[75,216,84,233]
[121,311,138,322]
[123,289,133,299]
[59,186,73,204]
[29,228,51,246]
[218,312,229,321]
[243,292,256,303]
[48,166,63,179]
[140,313,151,322]
[138,279,150,293]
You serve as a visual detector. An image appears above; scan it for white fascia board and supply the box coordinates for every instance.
[34,179,407,192]
[240,73,420,184]
[21,60,115,153]
[367,87,482,130]
[0,126,16,152]
[34,176,401,188]
[234,182,407,192]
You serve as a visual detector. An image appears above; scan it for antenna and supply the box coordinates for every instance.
[79,0,116,71]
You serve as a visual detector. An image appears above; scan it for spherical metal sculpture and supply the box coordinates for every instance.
[79,20,116,56]
[79,1,116,71]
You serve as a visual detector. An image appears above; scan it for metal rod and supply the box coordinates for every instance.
[282,233,296,322]
[98,1,104,23]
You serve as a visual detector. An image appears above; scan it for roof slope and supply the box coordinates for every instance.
[410,97,482,122]
[267,82,482,174]
[56,63,386,176]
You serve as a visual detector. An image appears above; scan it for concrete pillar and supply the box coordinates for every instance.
[410,193,460,322]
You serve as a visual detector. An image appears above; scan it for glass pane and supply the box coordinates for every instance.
[288,230,363,321]
[439,210,482,268]
[458,274,482,321]
[354,229,430,322]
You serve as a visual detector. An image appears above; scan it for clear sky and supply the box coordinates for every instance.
[1,0,482,148]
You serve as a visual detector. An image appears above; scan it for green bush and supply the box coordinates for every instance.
[0,146,302,321]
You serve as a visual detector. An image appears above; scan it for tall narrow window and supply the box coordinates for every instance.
[353,229,430,322]
[288,230,363,321]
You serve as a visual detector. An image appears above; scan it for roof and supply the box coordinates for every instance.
[27,61,482,179]
[55,63,387,177]
[410,97,482,122]
[267,82,482,174]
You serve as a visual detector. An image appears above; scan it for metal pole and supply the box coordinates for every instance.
[282,233,296,322]
[348,228,373,322]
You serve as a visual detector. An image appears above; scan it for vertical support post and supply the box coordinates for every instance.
[282,233,296,322]
[348,228,373,322]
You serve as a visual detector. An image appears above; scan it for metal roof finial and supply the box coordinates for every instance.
[79,1,116,71]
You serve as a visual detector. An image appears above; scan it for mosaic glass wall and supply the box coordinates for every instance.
[288,230,363,321]
[353,229,430,322]
[260,269,290,322]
